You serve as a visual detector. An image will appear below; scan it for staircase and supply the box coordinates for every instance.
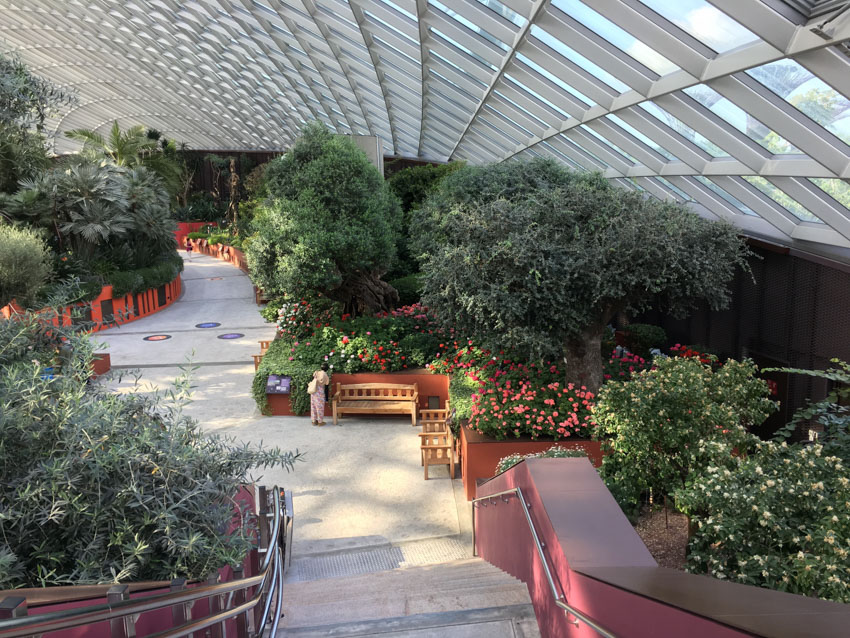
[278,557,541,637]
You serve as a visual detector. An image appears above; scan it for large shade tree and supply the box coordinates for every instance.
[247,123,400,314]
[412,159,752,394]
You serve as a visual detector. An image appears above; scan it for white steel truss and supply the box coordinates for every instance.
[3,0,850,260]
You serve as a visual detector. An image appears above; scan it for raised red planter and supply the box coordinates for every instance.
[175,221,218,246]
[266,371,449,417]
[459,426,603,500]
[1,276,182,334]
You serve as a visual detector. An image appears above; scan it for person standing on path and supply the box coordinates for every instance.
[309,363,330,426]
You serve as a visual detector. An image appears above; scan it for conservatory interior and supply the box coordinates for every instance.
[2,0,850,636]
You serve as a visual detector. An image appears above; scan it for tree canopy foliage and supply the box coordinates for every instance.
[413,158,752,392]
[247,123,401,314]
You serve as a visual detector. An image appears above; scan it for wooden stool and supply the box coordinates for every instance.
[419,430,454,480]
[252,354,263,371]
[259,340,271,354]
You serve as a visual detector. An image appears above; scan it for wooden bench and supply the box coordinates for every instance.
[332,383,418,425]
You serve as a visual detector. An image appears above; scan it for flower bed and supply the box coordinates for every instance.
[253,303,451,415]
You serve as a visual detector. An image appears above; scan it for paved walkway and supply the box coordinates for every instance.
[96,253,466,557]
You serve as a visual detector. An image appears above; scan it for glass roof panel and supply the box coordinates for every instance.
[636,0,758,53]
[530,25,630,93]
[747,60,850,146]
[605,113,678,160]
[430,27,498,71]
[430,0,510,51]
[476,0,527,28]
[743,176,823,223]
[809,178,850,212]
[649,177,691,201]
[695,176,759,216]
[503,73,573,119]
[683,84,802,154]
[579,124,636,163]
[514,53,595,106]
[639,101,730,157]
[551,0,679,76]
[376,0,417,21]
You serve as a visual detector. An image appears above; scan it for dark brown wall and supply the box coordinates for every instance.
[640,245,850,438]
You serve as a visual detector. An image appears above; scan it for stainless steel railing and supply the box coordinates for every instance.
[0,486,292,638]
[472,487,616,637]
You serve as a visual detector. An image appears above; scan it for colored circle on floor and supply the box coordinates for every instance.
[195,322,221,328]
[143,335,172,341]
[209,277,223,280]
[217,333,244,340]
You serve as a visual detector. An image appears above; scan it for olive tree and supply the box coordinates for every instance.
[412,159,752,394]
[247,122,400,314]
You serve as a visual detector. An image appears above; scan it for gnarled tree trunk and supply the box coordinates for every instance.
[563,324,605,397]
[335,271,399,316]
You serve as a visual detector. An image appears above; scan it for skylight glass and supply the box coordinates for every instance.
[683,84,801,154]
[809,178,850,212]
[747,60,850,146]
[476,0,526,28]
[743,176,823,223]
[579,125,636,163]
[654,176,693,201]
[430,0,509,51]
[503,74,572,119]
[605,113,678,160]
[514,53,595,107]
[430,27,497,71]
[530,25,630,93]
[639,101,729,157]
[695,176,758,216]
[636,0,758,53]
[551,0,678,76]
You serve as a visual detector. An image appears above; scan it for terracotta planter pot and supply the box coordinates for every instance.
[460,426,604,500]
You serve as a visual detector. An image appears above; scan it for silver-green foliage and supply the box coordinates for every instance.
[0,311,299,588]
[413,159,751,393]
[0,224,51,307]
[495,446,588,475]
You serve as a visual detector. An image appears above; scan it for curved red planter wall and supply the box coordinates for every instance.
[1,275,182,333]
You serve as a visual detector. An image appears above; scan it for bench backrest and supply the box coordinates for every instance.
[335,383,418,401]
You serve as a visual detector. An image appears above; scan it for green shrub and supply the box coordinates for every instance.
[594,356,775,517]
[0,308,299,587]
[0,224,52,308]
[389,273,422,306]
[496,446,588,475]
[677,441,850,603]
[448,371,477,421]
[622,323,666,359]
[186,231,208,240]
[108,255,184,297]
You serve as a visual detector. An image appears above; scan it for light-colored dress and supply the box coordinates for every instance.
[310,369,330,422]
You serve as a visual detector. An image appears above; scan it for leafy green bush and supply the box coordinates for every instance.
[677,441,850,602]
[594,356,775,517]
[108,254,184,297]
[0,308,299,587]
[247,122,401,314]
[389,273,422,306]
[622,323,666,359]
[413,158,751,394]
[496,446,588,475]
[0,224,52,307]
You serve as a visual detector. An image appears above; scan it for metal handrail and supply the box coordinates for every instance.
[0,486,290,638]
[472,487,616,638]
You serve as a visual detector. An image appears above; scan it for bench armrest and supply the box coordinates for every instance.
[411,391,419,403]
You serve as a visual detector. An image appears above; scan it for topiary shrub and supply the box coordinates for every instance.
[677,441,850,603]
[594,356,775,518]
[0,224,52,308]
[621,323,666,359]
[0,307,299,587]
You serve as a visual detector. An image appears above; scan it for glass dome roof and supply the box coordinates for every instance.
[3,0,850,260]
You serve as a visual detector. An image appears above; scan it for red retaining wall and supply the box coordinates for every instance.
[1,276,182,334]
[188,240,249,274]
[459,427,602,500]
[175,221,218,246]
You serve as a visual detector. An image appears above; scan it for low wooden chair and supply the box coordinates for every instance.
[252,354,263,371]
[259,340,271,354]
[418,430,454,480]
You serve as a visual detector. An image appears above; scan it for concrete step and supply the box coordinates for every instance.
[279,558,538,636]
[280,603,540,637]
